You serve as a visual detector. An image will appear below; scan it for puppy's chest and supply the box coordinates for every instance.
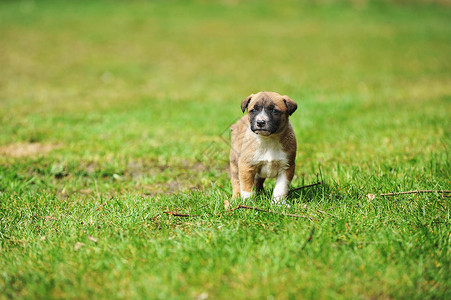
[252,142,288,178]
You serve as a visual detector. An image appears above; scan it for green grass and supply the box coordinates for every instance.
[1,0,450,299]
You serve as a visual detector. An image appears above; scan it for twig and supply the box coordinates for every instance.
[230,205,313,220]
[163,204,209,218]
[94,202,107,211]
[163,211,197,218]
[301,226,316,250]
[163,183,321,219]
[289,182,322,193]
[164,205,313,220]
[380,190,451,197]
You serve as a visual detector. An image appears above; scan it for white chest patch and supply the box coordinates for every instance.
[252,137,288,178]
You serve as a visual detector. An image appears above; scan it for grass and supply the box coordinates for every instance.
[0,0,450,299]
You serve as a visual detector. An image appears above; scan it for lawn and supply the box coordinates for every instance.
[0,0,450,299]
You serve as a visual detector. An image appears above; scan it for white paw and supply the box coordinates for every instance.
[240,190,252,199]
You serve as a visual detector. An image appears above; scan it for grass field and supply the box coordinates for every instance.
[1,0,450,299]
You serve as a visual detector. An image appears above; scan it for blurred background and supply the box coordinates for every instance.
[0,0,450,193]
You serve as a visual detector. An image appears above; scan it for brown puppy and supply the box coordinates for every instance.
[229,91,297,205]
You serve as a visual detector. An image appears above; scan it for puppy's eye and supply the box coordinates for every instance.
[250,106,259,113]
[272,108,281,114]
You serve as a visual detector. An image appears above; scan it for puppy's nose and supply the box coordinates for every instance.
[257,120,266,128]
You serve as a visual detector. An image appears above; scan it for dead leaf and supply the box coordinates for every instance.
[88,235,98,243]
[367,194,376,201]
[74,242,85,251]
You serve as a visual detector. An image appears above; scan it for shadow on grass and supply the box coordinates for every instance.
[288,182,327,204]
[233,181,329,207]
[288,180,366,208]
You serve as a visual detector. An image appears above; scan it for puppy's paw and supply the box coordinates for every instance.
[240,190,253,200]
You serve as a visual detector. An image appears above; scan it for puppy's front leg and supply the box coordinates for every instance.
[229,157,241,198]
[272,167,294,205]
[239,163,256,200]
[272,173,289,204]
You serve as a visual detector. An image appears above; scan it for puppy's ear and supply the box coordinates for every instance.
[241,94,253,113]
[282,95,297,116]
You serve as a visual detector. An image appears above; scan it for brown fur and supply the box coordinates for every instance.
[229,91,297,202]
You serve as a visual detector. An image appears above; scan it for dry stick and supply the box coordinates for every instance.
[163,211,196,218]
[301,226,316,250]
[289,182,322,193]
[163,183,322,219]
[164,204,209,217]
[94,202,107,211]
[164,205,313,220]
[380,190,451,197]
[230,205,313,220]
[316,209,338,218]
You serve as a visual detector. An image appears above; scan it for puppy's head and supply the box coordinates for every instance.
[241,91,297,136]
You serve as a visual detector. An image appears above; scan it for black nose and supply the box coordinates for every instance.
[257,120,266,128]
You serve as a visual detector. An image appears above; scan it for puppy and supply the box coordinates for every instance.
[229,91,297,205]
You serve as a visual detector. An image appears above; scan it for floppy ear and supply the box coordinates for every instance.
[282,95,297,116]
[241,94,253,113]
